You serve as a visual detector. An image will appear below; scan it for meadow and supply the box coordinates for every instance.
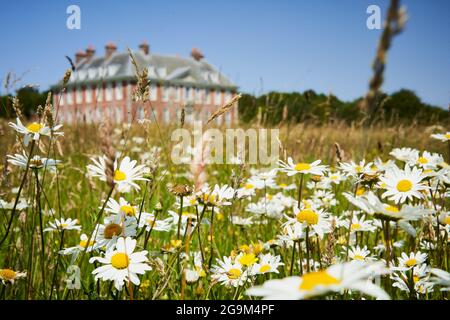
[1,105,449,300]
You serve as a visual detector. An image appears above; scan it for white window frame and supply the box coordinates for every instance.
[115,82,123,101]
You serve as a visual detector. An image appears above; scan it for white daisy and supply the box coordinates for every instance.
[8,118,63,146]
[278,158,328,176]
[431,132,450,142]
[251,253,284,275]
[395,251,428,271]
[138,212,172,232]
[0,268,27,285]
[389,147,419,163]
[379,165,427,204]
[87,156,148,193]
[90,237,152,290]
[246,261,389,300]
[211,256,249,287]
[94,215,137,251]
[44,218,81,232]
[7,152,60,171]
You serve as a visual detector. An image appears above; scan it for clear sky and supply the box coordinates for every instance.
[0,0,449,107]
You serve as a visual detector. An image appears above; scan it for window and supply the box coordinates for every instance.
[96,86,103,102]
[76,87,83,104]
[106,83,113,101]
[85,86,92,103]
[115,107,122,122]
[115,82,123,100]
[224,91,232,103]
[162,86,169,102]
[173,86,180,102]
[96,106,102,121]
[205,89,211,104]
[66,89,73,105]
[225,112,232,125]
[164,107,170,123]
[150,84,157,101]
[214,90,222,105]
[195,88,203,103]
[185,87,191,101]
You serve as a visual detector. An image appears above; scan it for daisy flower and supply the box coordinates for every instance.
[7,152,60,171]
[395,251,428,271]
[286,207,331,239]
[339,160,373,178]
[278,158,328,176]
[389,147,419,163]
[430,268,450,291]
[0,268,26,285]
[8,118,63,146]
[60,233,97,257]
[197,184,234,207]
[211,256,249,287]
[44,218,81,232]
[379,165,427,204]
[94,215,137,251]
[347,246,372,262]
[391,265,434,295]
[343,215,376,233]
[104,197,139,219]
[431,132,450,142]
[89,237,152,290]
[87,156,148,193]
[138,212,172,232]
[251,253,284,275]
[246,261,389,300]
[409,151,443,170]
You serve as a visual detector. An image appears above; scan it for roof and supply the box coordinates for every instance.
[53,50,237,90]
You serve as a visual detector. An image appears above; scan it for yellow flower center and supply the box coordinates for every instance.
[60,223,69,228]
[385,205,399,213]
[0,269,16,280]
[355,165,362,173]
[278,183,288,188]
[238,253,258,267]
[227,268,242,280]
[79,239,95,248]
[413,275,419,283]
[351,223,361,231]
[405,258,417,267]
[244,183,254,190]
[26,122,43,133]
[171,239,182,248]
[296,209,319,225]
[259,265,271,273]
[353,255,365,261]
[104,223,123,239]
[330,175,338,180]
[396,179,413,192]
[146,218,157,227]
[252,243,263,255]
[111,253,129,269]
[417,157,428,164]
[356,187,365,196]
[267,194,273,200]
[120,205,136,217]
[295,163,311,172]
[445,133,450,139]
[114,170,127,181]
[299,271,341,291]
[444,216,450,225]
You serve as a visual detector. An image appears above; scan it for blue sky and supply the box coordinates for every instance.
[0,0,449,107]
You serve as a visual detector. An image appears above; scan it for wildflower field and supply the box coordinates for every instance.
[1,109,450,300]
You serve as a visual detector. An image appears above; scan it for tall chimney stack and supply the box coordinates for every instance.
[139,41,150,55]
[75,50,86,63]
[191,48,204,61]
[105,42,117,58]
[85,45,96,60]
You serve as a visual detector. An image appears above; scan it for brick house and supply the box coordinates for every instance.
[51,42,239,125]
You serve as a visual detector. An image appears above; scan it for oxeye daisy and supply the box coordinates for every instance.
[430,268,450,291]
[89,237,152,290]
[286,207,331,239]
[60,233,97,257]
[44,218,81,232]
[246,261,389,300]
[251,253,284,275]
[343,215,376,233]
[87,156,148,193]
[94,215,137,251]
[431,132,450,142]
[196,184,235,207]
[104,197,139,219]
[0,268,26,285]
[347,246,372,262]
[395,251,428,271]
[211,256,248,287]
[278,158,328,176]
[339,160,373,178]
[410,151,443,170]
[8,118,63,146]
[389,147,419,163]
[379,165,427,204]
[138,212,172,232]
[7,152,60,171]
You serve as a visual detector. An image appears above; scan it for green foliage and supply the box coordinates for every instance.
[238,89,448,126]
[0,88,48,119]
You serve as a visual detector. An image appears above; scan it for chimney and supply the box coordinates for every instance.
[85,45,96,60]
[191,48,204,61]
[105,41,117,58]
[139,41,150,55]
[75,50,86,63]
